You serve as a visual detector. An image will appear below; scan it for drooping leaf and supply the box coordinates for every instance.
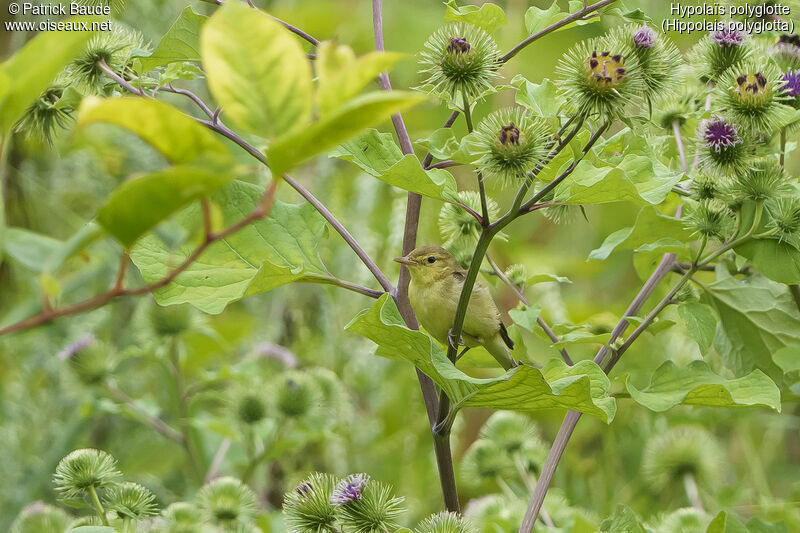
[316,42,404,116]
[136,7,206,72]
[269,92,427,176]
[589,206,692,261]
[331,128,459,202]
[626,360,781,412]
[0,17,96,133]
[706,512,750,533]
[508,304,542,331]
[130,181,329,314]
[346,295,616,422]
[511,75,561,119]
[736,239,800,284]
[3,228,63,272]
[77,97,232,167]
[414,127,477,165]
[773,346,800,374]
[527,273,572,285]
[678,301,717,354]
[552,331,612,347]
[444,0,507,33]
[599,505,646,533]
[201,3,313,138]
[97,166,235,247]
[703,272,800,381]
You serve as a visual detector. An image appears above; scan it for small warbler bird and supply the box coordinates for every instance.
[394,246,516,370]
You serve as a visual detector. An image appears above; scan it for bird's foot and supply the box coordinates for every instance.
[447,329,465,351]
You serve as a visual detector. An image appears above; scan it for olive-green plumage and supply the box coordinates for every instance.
[394,246,515,370]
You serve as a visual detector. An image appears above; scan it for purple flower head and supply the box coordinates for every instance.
[703,116,742,152]
[782,70,800,98]
[57,334,95,360]
[295,481,313,500]
[633,26,656,48]
[330,473,369,505]
[711,24,747,47]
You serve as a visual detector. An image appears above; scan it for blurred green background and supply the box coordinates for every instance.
[1,0,799,531]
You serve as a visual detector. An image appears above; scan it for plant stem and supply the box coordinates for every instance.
[498,0,619,63]
[461,91,489,225]
[683,473,703,511]
[673,119,687,173]
[88,485,109,525]
[780,126,787,168]
[105,382,184,443]
[169,337,204,482]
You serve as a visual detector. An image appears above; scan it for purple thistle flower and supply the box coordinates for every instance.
[782,70,800,98]
[57,334,95,360]
[703,116,742,152]
[633,26,656,48]
[710,24,747,47]
[330,474,369,505]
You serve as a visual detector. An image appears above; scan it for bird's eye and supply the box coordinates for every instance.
[427,256,436,264]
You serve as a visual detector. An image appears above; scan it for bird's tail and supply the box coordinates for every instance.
[484,335,516,370]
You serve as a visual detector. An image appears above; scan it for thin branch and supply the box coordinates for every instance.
[297,274,385,299]
[484,254,573,365]
[205,438,232,483]
[426,160,459,170]
[672,119,687,174]
[106,382,184,443]
[498,0,618,63]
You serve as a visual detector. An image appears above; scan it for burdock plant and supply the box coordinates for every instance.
[690,23,750,83]
[697,115,750,174]
[283,473,339,533]
[196,477,257,527]
[716,61,789,133]
[415,511,476,533]
[418,22,500,102]
[53,449,121,524]
[612,24,681,101]
[330,474,406,533]
[556,34,643,119]
[103,481,159,520]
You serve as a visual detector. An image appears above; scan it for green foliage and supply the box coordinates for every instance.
[444,1,506,33]
[136,7,206,72]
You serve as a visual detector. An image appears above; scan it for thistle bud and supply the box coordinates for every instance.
[159,502,206,533]
[731,159,791,202]
[10,503,71,533]
[683,199,735,240]
[657,508,711,533]
[68,26,144,91]
[53,448,121,500]
[770,34,800,71]
[331,474,405,532]
[689,172,727,201]
[283,473,338,533]
[642,426,722,492]
[470,107,551,185]
[689,23,750,82]
[103,481,158,519]
[766,197,800,244]
[718,62,786,133]
[196,477,257,526]
[439,191,500,248]
[276,372,318,418]
[149,301,194,336]
[418,22,500,101]
[697,115,749,174]
[415,511,476,533]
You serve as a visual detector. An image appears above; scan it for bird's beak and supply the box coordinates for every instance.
[393,256,414,265]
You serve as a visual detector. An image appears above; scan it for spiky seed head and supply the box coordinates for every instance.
[16,84,76,143]
[504,264,528,289]
[231,387,268,426]
[68,25,144,90]
[439,191,500,248]
[104,481,158,519]
[149,301,194,336]
[415,511,476,533]
[462,439,513,481]
[283,473,338,533]
[10,503,72,533]
[656,508,711,533]
[767,197,800,244]
[689,172,729,201]
[159,502,205,533]
[731,159,791,202]
[610,24,680,99]
[770,34,800,70]
[470,107,551,185]
[653,85,697,129]
[556,34,643,119]
[683,199,735,240]
[642,426,723,491]
[717,61,788,133]
[197,477,257,524]
[331,475,405,533]
[53,448,121,500]
[418,22,500,101]
[697,115,750,174]
[276,372,317,418]
[689,23,750,82]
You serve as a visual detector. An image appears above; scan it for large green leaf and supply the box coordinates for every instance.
[77,97,231,167]
[703,272,800,381]
[736,239,800,284]
[525,1,566,35]
[589,206,692,261]
[511,75,561,119]
[626,360,781,412]
[137,7,206,72]
[678,301,717,354]
[97,166,234,247]
[346,295,616,422]
[706,512,750,533]
[554,155,682,206]
[201,3,312,139]
[0,18,96,133]
[268,91,428,176]
[444,0,507,33]
[317,43,404,117]
[130,181,328,313]
[331,129,459,202]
